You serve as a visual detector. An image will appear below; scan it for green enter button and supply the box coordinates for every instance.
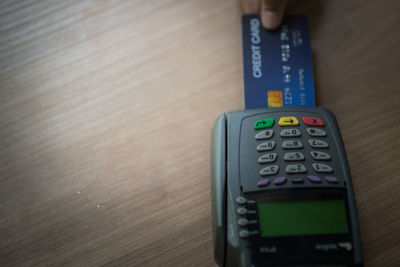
[254,118,275,130]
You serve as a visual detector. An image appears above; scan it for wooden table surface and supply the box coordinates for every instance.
[1,0,399,266]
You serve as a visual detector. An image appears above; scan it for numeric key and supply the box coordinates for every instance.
[310,151,331,160]
[257,141,276,152]
[286,164,307,174]
[282,140,303,149]
[280,128,301,137]
[312,163,333,173]
[258,153,277,164]
[284,152,305,161]
[308,139,329,148]
[260,165,279,176]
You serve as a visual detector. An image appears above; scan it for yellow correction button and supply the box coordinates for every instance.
[278,116,299,126]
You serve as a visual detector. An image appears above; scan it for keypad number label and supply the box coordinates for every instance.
[257,141,276,152]
[260,165,279,176]
[282,140,303,149]
[258,153,277,164]
[280,128,301,137]
[308,139,329,148]
[312,163,333,173]
[284,152,305,161]
[311,151,331,160]
[286,164,307,174]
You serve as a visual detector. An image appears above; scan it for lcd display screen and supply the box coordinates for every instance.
[257,196,349,237]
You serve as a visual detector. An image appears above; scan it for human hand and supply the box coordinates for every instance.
[241,0,288,30]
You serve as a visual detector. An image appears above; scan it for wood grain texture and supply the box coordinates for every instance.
[0,0,399,266]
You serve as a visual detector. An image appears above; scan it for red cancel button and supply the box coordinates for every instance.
[302,116,325,126]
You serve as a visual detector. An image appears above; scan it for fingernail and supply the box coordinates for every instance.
[261,10,282,30]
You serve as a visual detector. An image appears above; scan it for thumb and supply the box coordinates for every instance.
[261,0,288,30]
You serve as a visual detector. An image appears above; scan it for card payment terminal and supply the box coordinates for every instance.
[211,107,363,267]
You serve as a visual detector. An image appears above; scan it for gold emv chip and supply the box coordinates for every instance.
[267,91,283,107]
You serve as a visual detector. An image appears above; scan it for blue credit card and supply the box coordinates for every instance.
[242,15,315,109]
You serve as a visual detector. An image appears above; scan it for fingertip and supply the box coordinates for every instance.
[261,10,283,30]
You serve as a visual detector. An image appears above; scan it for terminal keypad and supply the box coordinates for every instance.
[252,115,337,187]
